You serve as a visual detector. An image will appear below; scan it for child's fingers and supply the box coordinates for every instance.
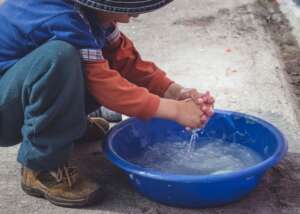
[200,93,208,99]
[179,89,201,101]
[201,104,214,117]
[200,115,207,122]
[205,92,215,104]
[197,98,204,104]
[207,96,215,105]
[202,97,209,103]
[201,93,210,103]
[188,90,203,103]
[201,105,211,113]
[206,108,214,117]
[181,89,213,107]
[201,96,215,107]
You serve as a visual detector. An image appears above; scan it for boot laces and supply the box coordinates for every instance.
[50,165,78,187]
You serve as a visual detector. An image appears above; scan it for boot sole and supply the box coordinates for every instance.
[21,183,104,208]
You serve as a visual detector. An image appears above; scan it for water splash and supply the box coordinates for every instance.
[186,124,207,153]
[187,129,200,153]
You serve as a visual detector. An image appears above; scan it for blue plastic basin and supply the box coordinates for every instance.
[103,110,288,208]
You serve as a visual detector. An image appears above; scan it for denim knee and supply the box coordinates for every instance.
[16,41,87,170]
[26,40,82,86]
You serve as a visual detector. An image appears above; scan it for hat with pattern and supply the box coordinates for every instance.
[72,0,174,14]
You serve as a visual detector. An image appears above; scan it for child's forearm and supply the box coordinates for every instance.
[85,61,161,120]
[163,83,183,100]
[103,33,174,97]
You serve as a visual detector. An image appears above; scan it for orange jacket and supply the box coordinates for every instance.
[84,33,173,119]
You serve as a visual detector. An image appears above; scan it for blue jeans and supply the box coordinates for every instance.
[0,41,98,170]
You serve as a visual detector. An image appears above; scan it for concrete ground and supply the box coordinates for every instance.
[1,0,300,213]
[280,0,300,44]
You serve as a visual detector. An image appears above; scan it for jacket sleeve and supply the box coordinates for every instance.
[84,60,160,119]
[103,31,174,97]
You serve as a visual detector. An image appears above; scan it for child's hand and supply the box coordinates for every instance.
[175,99,208,128]
[179,89,215,123]
[156,92,215,129]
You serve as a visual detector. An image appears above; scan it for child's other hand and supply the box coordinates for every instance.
[178,88,215,106]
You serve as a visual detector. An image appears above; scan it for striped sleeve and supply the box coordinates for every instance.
[80,49,104,62]
[104,23,122,47]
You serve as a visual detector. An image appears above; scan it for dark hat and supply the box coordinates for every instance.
[72,0,174,14]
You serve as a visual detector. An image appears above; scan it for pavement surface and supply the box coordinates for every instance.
[280,0,300,44]
[1,0,300,213]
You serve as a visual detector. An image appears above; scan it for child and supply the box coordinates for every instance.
[0,0,214,207]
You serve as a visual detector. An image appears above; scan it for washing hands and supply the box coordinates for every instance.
[176,88,215,129]
[157,83,215,129]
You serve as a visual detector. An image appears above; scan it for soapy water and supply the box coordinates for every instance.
[129,133,263,175]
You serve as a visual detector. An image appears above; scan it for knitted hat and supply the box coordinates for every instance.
[72,0,174,14]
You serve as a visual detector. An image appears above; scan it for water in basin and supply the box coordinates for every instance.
[129,135,263,175]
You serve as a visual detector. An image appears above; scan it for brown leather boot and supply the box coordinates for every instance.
[75,117,110,144]
[21,164,104,207]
